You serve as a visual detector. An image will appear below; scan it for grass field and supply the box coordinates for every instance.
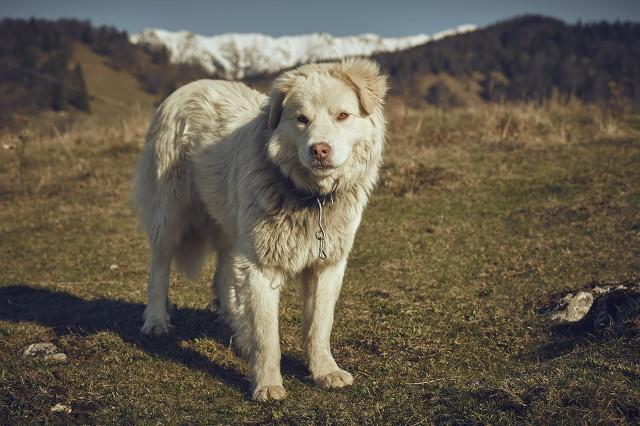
[1,101,639,424]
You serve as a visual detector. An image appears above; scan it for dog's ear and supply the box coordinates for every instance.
[334,58,388,115]
[267,72,295,130]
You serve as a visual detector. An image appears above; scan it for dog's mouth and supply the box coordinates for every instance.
[309,160,335,173]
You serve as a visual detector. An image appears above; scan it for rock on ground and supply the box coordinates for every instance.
[541,282,640,330]
[50,403,72,414]
[21,343,67,362]
[548,291,594,322]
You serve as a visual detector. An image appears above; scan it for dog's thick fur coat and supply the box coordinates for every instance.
[133,59,387,401]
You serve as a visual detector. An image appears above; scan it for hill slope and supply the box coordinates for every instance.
[70,42,156,116]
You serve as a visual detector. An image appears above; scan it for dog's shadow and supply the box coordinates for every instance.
[0,284,308,398]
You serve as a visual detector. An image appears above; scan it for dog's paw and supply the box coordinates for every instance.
[315,369,354,389]
[252,385,287,402]
[140,316,173,336]
[142,305,174,336]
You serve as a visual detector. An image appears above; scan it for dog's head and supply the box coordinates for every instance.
[266,58,387,194]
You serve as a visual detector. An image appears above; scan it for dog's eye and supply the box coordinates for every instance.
[296,114,309,124]
[337,112,350,121]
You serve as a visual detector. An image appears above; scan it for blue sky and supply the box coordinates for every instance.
[1,0,639,37]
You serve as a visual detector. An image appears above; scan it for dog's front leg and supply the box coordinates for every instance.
[233,263,286,402]
[302,258,354,389]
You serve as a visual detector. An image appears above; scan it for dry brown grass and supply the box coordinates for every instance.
[0,107,150,198]
[386,99,635,151]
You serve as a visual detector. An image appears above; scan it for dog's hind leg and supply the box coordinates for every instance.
[141,245,174,336]
[140,197,185,336]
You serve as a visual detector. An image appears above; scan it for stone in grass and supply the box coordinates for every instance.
[541,282,640,328]
[547,291,594,322]
[50,403,72,414]
[21,343,67,362]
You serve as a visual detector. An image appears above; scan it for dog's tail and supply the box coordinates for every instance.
[174,228,209,281]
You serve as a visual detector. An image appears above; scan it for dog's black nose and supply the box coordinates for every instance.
[310,142,331,160]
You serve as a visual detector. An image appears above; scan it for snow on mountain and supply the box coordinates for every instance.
[130,25,476,79]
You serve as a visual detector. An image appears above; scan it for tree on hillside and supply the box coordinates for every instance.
[51,80,66,111]
[68,64,90,112]
[43,52,69,111]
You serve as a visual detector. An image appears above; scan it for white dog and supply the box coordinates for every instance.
[133,58,387,401]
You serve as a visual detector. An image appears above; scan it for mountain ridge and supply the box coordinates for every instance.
[131,25,476,79]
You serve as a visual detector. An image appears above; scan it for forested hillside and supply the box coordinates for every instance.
[0,18,208,122]
[375,15,640,106]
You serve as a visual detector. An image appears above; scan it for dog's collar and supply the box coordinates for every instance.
[267,158,338,207]
[296,181,337,205]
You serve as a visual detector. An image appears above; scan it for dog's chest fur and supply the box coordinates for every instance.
[250,191,363,274]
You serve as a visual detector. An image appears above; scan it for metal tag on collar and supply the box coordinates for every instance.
[315,196,328,260]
